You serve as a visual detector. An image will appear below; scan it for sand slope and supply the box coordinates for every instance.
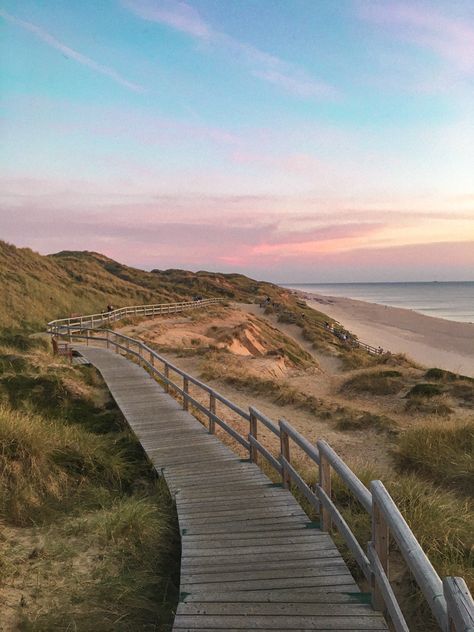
[306,293,474,377]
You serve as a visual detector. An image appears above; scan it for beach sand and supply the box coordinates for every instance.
[304,292,474,378]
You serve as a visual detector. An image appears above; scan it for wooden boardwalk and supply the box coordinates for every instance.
[77,346,388,631]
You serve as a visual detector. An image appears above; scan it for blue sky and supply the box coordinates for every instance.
[1,0,473,281]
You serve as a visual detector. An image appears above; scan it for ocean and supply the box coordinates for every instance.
[284,282,474,324]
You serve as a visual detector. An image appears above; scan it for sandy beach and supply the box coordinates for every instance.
[303,292,474,378]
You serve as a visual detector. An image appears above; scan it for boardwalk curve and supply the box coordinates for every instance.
[78,346,387,631]
[48,300,474,631]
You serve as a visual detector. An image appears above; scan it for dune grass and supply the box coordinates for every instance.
[394,420,474,495]
[0,336,180,630]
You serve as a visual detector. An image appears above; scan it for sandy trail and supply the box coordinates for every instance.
[301,293,474,377]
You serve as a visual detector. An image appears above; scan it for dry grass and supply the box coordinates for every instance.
[394,420,474,495]
[200,351,397,433]
[0,336,180,630]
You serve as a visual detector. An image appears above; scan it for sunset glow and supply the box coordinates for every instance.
[1,1,473,281]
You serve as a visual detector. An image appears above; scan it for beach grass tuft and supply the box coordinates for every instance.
[341,369,405,395]
[394,420,474,495]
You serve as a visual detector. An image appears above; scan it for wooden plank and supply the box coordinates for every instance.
[178,602,382,616]
[172,615,386,630]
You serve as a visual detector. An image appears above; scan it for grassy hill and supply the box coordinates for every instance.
[0,240,286,330]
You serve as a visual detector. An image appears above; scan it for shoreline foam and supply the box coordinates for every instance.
[299,291,474,378]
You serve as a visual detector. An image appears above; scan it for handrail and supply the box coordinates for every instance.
[371,480,447,629]
[47,298,225,333]
[52,302,473,632]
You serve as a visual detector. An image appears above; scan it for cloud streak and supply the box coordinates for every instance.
[122,0,336,99]
[359,2,474,75]
[0,9,145,92]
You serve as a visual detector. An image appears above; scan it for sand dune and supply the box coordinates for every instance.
[305,293,474,378]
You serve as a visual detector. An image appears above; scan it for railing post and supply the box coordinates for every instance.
[209,392,216,434]
[249,409,258,463]
[86,330,89,346]
[138,344,143,365]
[319,451,332,532]
[279,421,291,489]
[150,351,154,368]
[106,330,110,349]
[444,577,474,632]
[371,493,390,612]
[183,376,189,411]
[164,364,169,392]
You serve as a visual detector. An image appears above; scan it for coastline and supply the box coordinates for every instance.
[298,291,474,377]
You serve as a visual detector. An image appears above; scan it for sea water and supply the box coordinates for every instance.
[284,282,474,324]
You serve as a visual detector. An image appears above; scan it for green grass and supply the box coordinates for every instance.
[395,420,474,495]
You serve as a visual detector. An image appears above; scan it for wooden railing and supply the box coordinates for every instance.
[47,298,225,334]
[54,319,473,632]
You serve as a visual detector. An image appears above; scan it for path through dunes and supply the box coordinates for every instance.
[77,346,388,631]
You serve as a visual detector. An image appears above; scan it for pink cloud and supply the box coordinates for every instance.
[0,9,145,92]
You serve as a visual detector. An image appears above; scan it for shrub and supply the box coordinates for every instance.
[450,382,474,405]
[405,395,453,417]
[341,370,404,396]
[336,412,397,433]
[425,368,458,381]
[406,383,443,398]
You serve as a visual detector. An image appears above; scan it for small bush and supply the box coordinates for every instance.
[425,368,457,381]
[450,382,474,405]
[336,412,397,433]
[406,383,443,398]
[405,396,453,417]
[341,370,404,396]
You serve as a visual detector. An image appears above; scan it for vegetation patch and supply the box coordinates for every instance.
[406,382,443,398]
[425,367,458,381]
[405,395,453,417]
[395,421,474,495]
[0,339,180,630]
[341,370,404,396]
[335,411,397,434]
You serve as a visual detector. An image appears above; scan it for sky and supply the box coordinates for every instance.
[1,0,473,282]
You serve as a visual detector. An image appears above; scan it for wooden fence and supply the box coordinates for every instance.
[52,313,474,632]
[47,298,225,334]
